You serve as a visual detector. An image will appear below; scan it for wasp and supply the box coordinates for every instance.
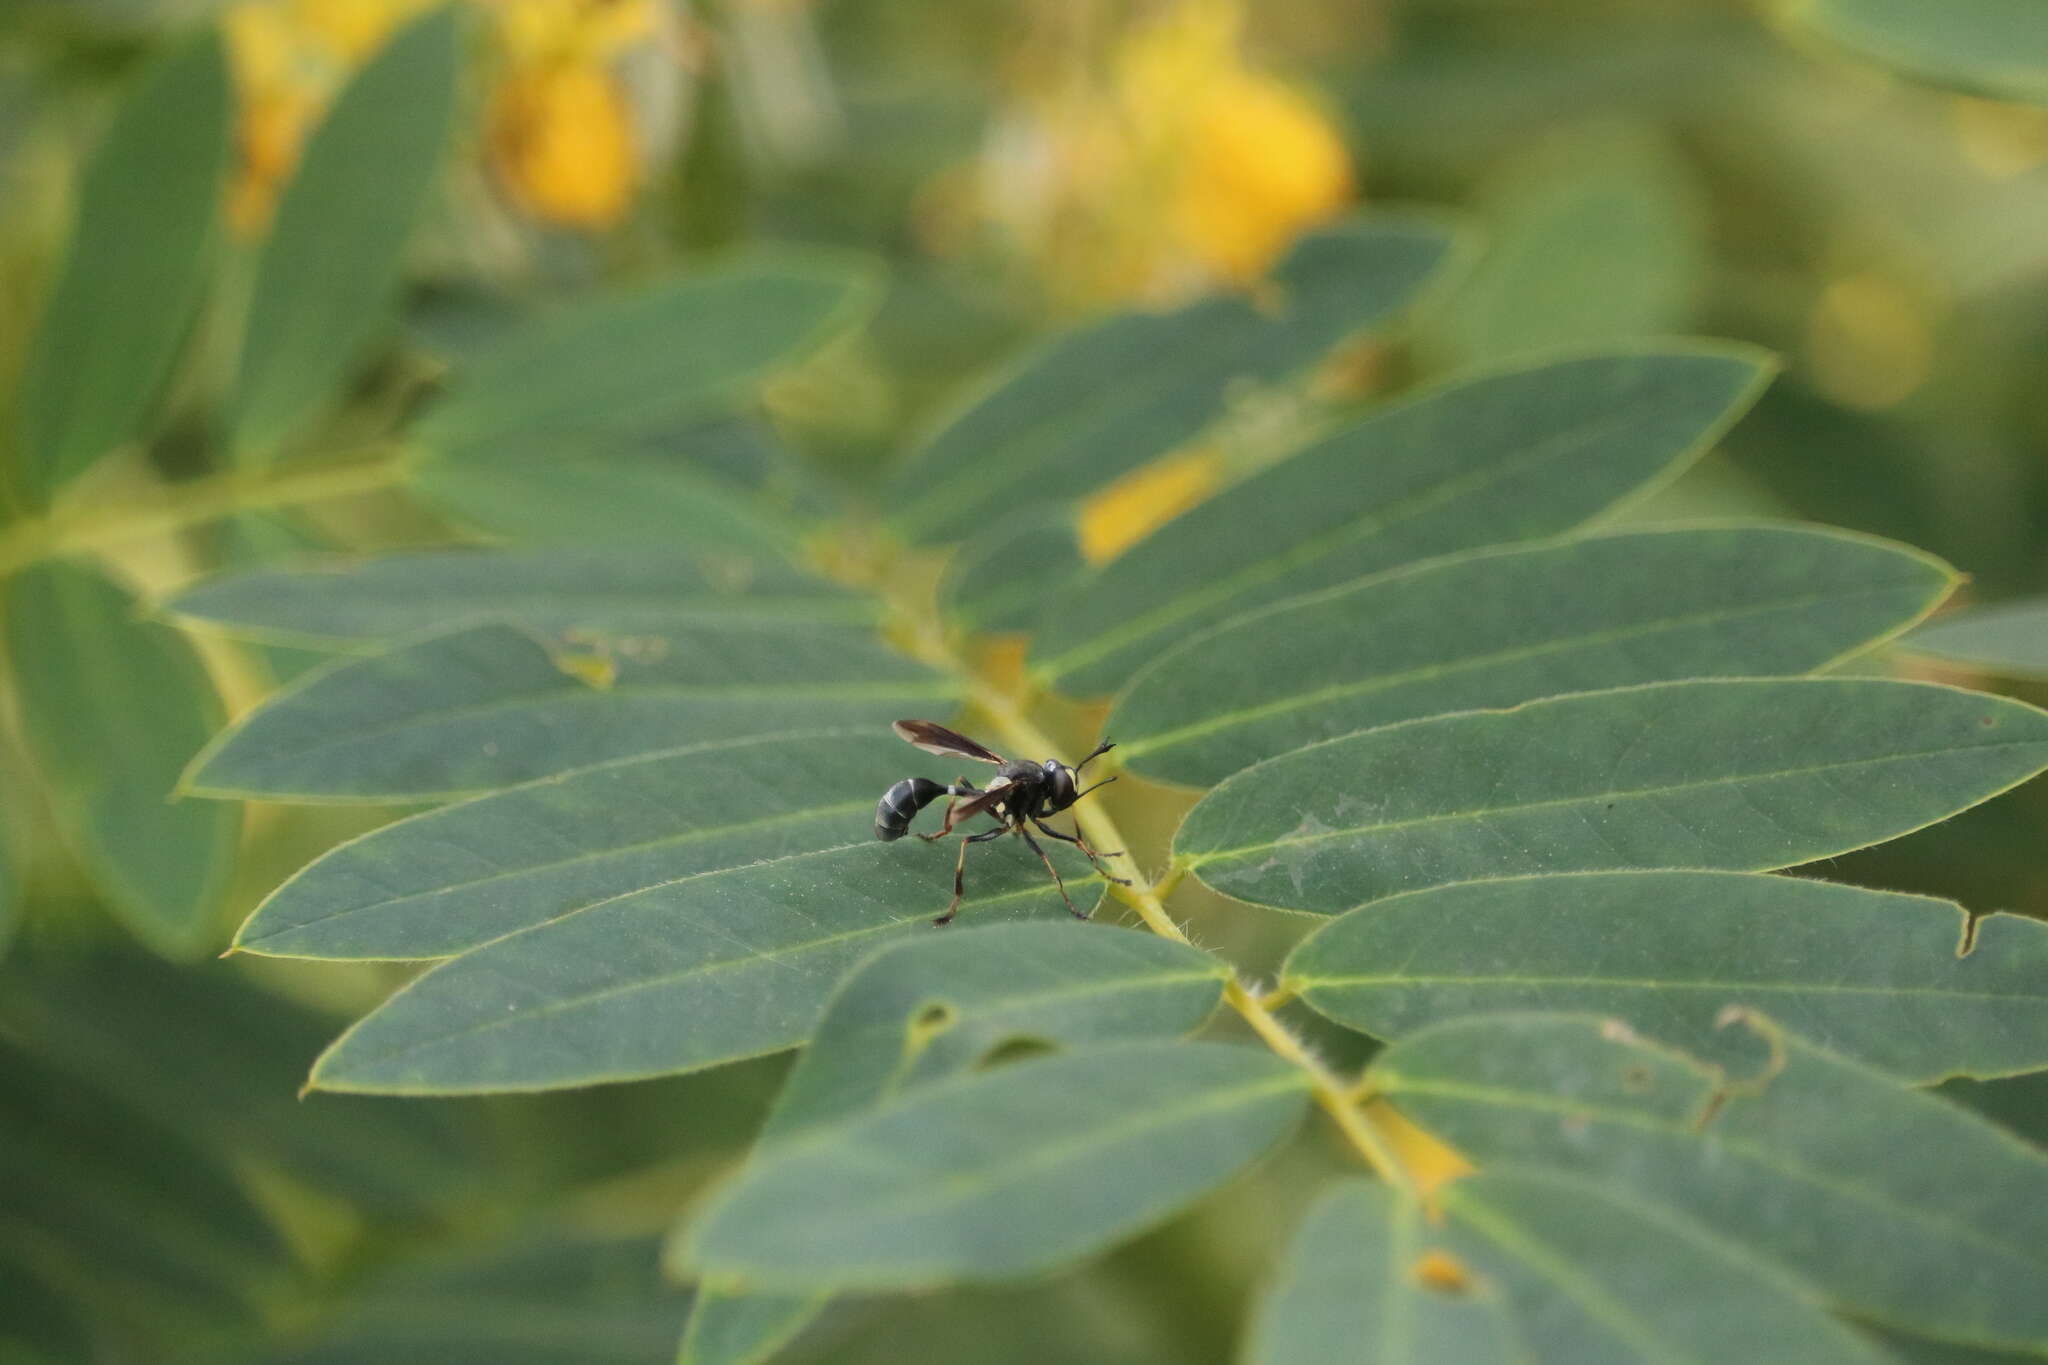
[874,719,1130,925]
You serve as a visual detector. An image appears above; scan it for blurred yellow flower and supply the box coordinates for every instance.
[1076,447,1223,564]
[222,0,668,237]
[488,0,661,230]
[963,0,1355,307]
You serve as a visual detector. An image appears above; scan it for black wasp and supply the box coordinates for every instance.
[874,719,1129,925]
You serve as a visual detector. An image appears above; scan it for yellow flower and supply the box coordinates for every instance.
[486,0,661,230]
[488,60,640,228]
[961,0,1356,308]
[222,0,667,237]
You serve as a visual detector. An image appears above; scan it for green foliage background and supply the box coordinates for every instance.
[3,2,2048,1363]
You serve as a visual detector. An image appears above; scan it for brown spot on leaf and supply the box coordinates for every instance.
[1411,1249,1473,1296]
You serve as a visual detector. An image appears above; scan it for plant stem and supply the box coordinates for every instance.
[866,583,1415,1189]
[0,445,412,578]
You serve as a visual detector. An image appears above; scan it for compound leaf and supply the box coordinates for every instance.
[227,5,458,458]
[1242,1179,1518,1365]
[1370,1013,2048,1350]
[234,730,931,960]
[888,216,1458,545]
[5,562,237,955]
[412,254,878,460]
[1115,525,1952,788]
[679,923,1227,1365]
[166,549,869,651]
[307,838,1110,1094]
[1031,345,1773,696]
[1178,678,2048,914]
[13,28,229,500]
[677,1042,1309,1289]
[1288,871,2048,1083]
[183,621,954,802]
[1440,1167,1891,1365]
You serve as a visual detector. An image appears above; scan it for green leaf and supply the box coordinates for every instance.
[243,1233,689,1365]
[680,923,1228,1365]
[1114,525,1953,788]
[210,511,337,682]
[0,1040,289,1326]
[235,730,952,960]
[764,923,1229,1141]
[1428,122,1707,366]
[1288,871,2048,1083]
[887,216,1459,544]
[0,1255,94,1365]
[412,445,806,561]
[1903,599,2048,678]
[1438,1167,1892,1365]
[677,1042,1309,1289]
[5,562,237,954]
[0,800,16,959]
[1370,1013,2048,1350]
[411,415,831,561]
[1788,0,2048,103]
[1030,345,1775,696]
[183,621,954,801]
[166,548,871,651]
[13,28,229,500]
[411,254,879,459]
[307,839,1112,1094]
[1178,678,2048,914]
[0,947,480,1219]
[227,6,459,459]
[1242,1180,1517,1365]
[1862,1326,2048,1365]
[938,512,1087,634]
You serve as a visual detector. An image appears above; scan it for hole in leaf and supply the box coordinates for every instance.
[905,1000,957,1056]
[1957,913,1983,959]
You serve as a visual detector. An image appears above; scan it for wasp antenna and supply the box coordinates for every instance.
[1076,738,1116,771]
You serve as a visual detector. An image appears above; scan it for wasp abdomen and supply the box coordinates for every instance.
[875,776,948,841]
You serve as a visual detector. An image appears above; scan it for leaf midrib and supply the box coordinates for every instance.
[724,1066,1308,1257]
[1296,975,2048,1004]
[1188,738,2048,869]
[245,798,875,949]
[1124,582,1926,761]
[1041,394,1677,680]
[229,676,956,771]
[323,870,1096,1074]
[1445,1194,1690,1363]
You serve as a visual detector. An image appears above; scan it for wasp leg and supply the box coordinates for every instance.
[1019,827,1090,920]
[935,826,1007,926]
[1030,819,1131,886]
[916,780,982,842]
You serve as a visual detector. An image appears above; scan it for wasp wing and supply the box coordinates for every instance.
[892,719,1005,765]
[946,785,1012,822]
